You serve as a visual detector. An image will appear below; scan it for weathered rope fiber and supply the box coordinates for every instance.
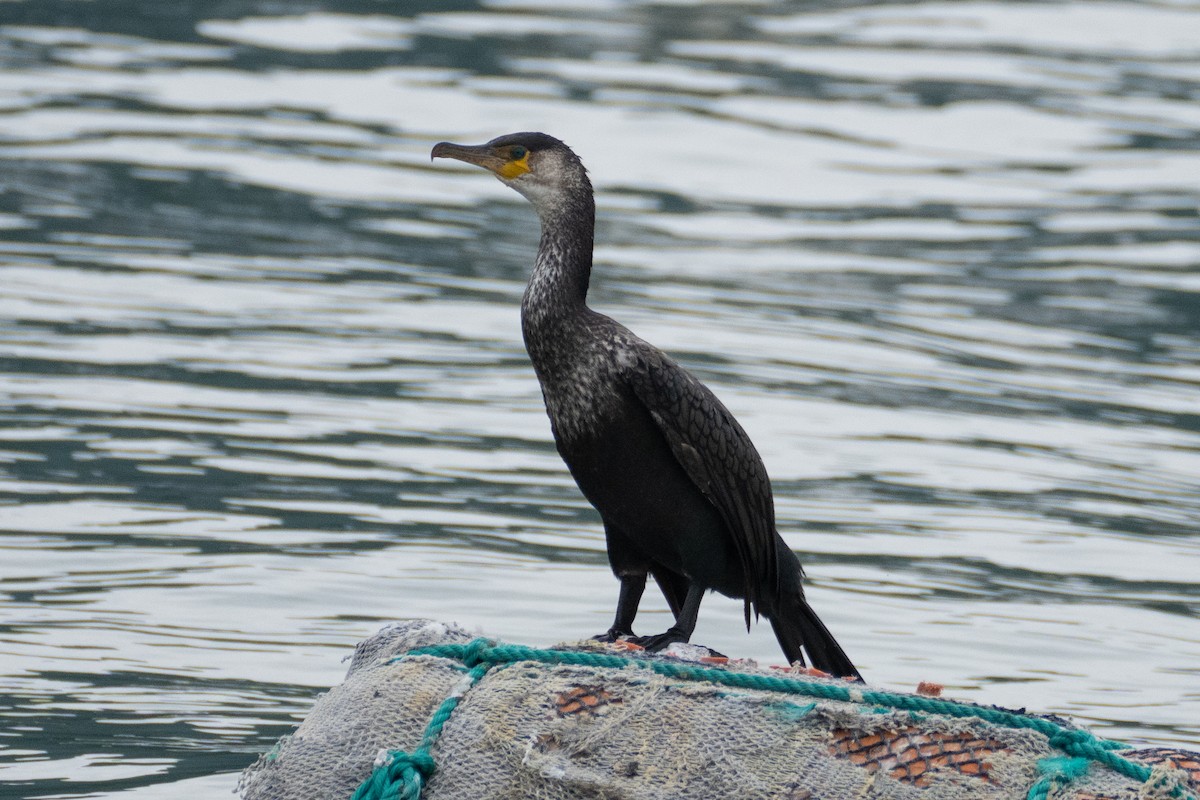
[350,664,487,800]
[347,638,1195,800]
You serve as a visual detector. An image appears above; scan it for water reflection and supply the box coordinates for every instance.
[1,0,1198,796]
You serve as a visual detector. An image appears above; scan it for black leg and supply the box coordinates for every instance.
[650,566,690,620]
[592,573,646,642]
[631,583,705,652]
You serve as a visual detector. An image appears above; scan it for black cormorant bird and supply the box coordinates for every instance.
[432,132,860,679]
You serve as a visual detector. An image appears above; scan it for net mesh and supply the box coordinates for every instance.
[238,620,1199,800]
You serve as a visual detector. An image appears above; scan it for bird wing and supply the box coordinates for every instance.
[624,347,779,627]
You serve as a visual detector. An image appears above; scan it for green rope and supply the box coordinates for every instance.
[1027,756,1090,800]
[402,639,1196,800]
[349,663,488,800]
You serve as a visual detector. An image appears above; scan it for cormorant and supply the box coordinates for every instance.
[432,132,860,679]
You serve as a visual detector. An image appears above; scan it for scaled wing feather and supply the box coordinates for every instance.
[624,349,779,624]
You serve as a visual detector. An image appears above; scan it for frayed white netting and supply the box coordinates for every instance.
[239,621,1199,800]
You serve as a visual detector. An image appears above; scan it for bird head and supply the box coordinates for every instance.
[431,132,591,214]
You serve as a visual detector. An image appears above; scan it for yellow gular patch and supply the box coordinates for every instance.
[498,152,531,179]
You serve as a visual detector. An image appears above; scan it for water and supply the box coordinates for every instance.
[0,0,1198,796]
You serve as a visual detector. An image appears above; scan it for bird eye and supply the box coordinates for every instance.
[511,146,528,160]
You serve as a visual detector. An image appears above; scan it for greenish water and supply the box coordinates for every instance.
[1,0,1199,796]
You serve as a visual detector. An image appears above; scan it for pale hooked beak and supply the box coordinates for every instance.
[430,141,506,173]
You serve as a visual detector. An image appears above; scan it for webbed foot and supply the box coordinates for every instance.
[629,629,690,652]
[592,627,635,643]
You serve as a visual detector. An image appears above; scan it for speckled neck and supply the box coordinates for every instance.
[520,191,595,370]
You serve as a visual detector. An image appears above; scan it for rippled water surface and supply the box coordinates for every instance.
[2,0,1199,796]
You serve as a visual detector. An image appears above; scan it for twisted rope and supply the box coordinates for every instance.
[349,663,488,800]
[1027,756,1090,800]
[399,640,1196,800]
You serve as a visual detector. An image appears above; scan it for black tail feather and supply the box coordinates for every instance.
[767,593,861,681]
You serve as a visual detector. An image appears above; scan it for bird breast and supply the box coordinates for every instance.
[524,318,639,444]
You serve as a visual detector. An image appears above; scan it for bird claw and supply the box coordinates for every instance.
[591,627,634,643]
[628,630,689,652]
